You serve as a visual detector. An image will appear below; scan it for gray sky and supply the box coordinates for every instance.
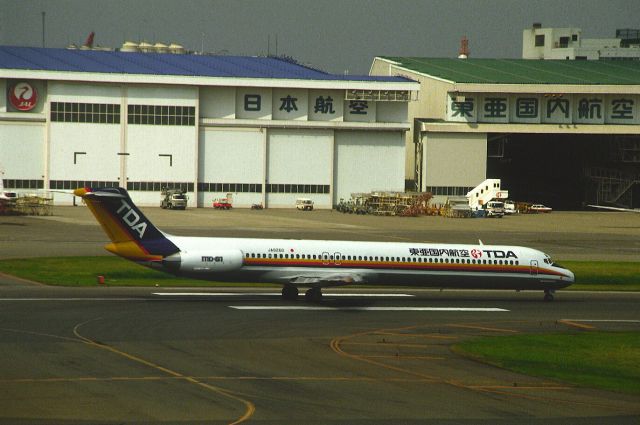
[1,0,637,74]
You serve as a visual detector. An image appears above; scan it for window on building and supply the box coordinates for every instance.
[128,104,195,126]
[51,102,120,124]
[535,34,545,47]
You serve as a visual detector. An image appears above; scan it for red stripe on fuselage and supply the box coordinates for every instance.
[242,258,565,277]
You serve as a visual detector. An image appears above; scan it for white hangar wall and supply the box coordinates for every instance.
[0,122,43,182]
[334,131,405,203]
[48,83,122,188]
[198,128,265,207]
[267,129,333,208]
[421,132,487,204]
[126,86,198,206]
[2,77,416,208]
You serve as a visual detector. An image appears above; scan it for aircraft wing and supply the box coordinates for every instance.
[588,205,640,213]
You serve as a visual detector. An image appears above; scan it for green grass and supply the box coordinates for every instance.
[455,332,640,394]
[562,261,640,291]
[0,257,637,289]
[0,256,270,287]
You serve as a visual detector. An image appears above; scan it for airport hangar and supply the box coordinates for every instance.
[0,46,419,208]
[371,57,640,209]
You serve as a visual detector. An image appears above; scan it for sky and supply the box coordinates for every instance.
[0,0,637,74]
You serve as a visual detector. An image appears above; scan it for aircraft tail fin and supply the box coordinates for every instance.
[74,187,179,261]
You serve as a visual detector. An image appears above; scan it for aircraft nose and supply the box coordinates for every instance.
[564,269,575,283]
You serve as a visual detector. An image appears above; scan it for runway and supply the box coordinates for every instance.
[1,207,639,423]
[0,284,638,424]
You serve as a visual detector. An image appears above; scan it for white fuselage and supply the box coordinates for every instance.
[155,235,574,291]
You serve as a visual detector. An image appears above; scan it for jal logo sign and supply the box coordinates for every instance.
[9,82,38,111]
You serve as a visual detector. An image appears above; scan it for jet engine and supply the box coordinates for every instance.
[162,250,244,273]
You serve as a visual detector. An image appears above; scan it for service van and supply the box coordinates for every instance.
[296,198,314,211]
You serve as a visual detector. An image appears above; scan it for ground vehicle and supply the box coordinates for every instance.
[296,198,314,211]
[530,204,552,213]
[160,188,187,210]
[213,198,232,209]
[504,200,517,214]
[484,200,505,218]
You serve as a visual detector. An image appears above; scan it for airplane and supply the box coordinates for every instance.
[74,187,574,302]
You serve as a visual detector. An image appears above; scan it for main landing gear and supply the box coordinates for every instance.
[304,287,322,303]
[543,289,555,302]
[281,285,323,302]
[282,285,298,301]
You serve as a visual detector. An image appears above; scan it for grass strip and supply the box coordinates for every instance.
[454,332,640,394]
[0,257,637,289]
[0,256,270,287]
[562,261,640,291]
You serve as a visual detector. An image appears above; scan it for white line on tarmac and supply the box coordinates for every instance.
[0,298,139,301]
[152,292,415,297]
[229,306,509,312]
[561,319,640,323]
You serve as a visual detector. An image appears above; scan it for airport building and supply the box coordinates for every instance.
[0,46,418,208]
[522,24,640,61]
[371,57,640,208]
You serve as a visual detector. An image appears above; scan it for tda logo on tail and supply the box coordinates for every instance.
[116,200,147,238]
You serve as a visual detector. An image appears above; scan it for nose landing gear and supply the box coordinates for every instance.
[543,289,555,302]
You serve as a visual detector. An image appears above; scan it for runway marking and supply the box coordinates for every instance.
[558,320,596,330]
[447,323,519,333]
[374,331,458,340]
[0,375,444,385]
[153,292,415,297]
[361,355,446,360]
[561,319,640,323]
[229,306,508,312]
[340,342,442,349]
[73,319,255,424]
[0,298,140,301]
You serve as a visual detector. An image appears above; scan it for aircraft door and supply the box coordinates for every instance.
[530,260,539,276]
[322,252,330,266]
[334,252,342,266]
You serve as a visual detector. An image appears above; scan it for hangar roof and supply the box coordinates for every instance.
[379,57,640,85]
[0,46,410,83]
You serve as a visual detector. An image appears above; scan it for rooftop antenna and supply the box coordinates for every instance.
[41,12,46,48]
[458,35,469,59]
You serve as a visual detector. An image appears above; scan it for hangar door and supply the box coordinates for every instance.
[199,128,264,208]
[334,131,405,204]
[266,129,332,208]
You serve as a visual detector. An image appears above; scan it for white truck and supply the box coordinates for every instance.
[484,200,505,218]
[160,188,188,210]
